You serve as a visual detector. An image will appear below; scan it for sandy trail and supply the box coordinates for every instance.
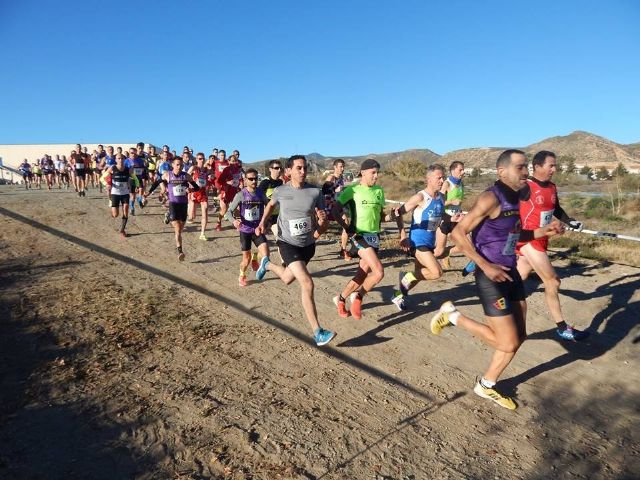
[0,186,638,479]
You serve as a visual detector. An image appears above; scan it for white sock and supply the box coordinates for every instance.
[448,311,460,325]
[480,377,496,388]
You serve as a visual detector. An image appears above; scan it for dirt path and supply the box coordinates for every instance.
[0,185,638,479]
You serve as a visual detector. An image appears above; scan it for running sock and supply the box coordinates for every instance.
[177,246,183,254]
[120,216,128,232]
[338,294,346,302]
[448,311,460,325]
[239,267,247,276]
[480,377,496,389]
[556,321,568,331]
[400,271,417,290]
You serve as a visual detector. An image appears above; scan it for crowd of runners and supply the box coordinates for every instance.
[14,143,590,410]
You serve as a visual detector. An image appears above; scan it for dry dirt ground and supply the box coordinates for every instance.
[0,185,638,480]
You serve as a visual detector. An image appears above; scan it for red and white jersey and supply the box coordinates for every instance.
[520,178,557,230]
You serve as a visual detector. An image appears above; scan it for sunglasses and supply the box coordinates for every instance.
[270,166,281,170]
[246,177,257,181]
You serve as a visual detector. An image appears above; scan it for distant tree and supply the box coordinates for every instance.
[557,155,577,173]
[595,166,610,180]
[393,159,427,179]
[468,167,481,178]
[612,162,628,177]
[579,165,593,178]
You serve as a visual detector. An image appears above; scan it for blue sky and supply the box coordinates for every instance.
[1,0,638,160]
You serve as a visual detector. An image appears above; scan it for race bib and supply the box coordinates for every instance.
[289,217,312,236]
[172,185,187,196]
[75,163,84,170]
[445,206,461,216]
[244,206,260,221]
[427,216,442,231]
[363,233,380,248]
[218,165,226,172]
[196,177,207,187]
[134,167,144,176]
[540,209,553,227]
[111,181,129,195]
[502,232,519,256]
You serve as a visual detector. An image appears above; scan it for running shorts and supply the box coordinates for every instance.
[278,241,316,266]
[75,170,86,179]
[192,189,208,204]
[439,213,458,235]
[516,238,548,255]
[410,245,435,256]
[239,231,267,251]
[346,233,379,258]
[169,202,188,222]
[110,194,129,207]
[475,267,526,317]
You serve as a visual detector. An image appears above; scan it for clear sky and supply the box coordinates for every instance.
[1,0,638,161]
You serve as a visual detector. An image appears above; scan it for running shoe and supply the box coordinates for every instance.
[164,211,171,224]
[120,231,127,239]
[391,292,406,311]
[441,255,451,270]
[343,249,352,261]
[314,328,336,346]
[137,195,144,208]
[215,222,222,232]
[251,254,259,272]
[556,325,590,342]
[186,219,195,224]
[430,301,457,334]
[199,233,207,241]
[131,206,136,216]
[473,381,517,410]
[178,252,185,261]
[256,256,270,281]
[350,295,363,320]
[332,295,350,318]
[238,275,247,287]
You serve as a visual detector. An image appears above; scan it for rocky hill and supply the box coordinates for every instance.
[252,131,640,172]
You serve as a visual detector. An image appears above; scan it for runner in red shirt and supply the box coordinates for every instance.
[187,153,215,240]
[215,154,243,231]
[516,150,588,341]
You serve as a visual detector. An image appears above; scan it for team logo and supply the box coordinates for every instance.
[493,297,508,310]
[535,195,544,205]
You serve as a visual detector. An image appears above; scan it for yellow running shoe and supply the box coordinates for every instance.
[430,301,456,334]
[473,382,517,410]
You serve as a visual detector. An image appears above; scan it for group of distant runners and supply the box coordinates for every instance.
[16,144,589,410]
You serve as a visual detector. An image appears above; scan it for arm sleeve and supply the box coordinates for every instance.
[553,198,573,223]
[336,185,353,206]
[147,177,164,194]
[224,191,243,223]
[519,229,535,242]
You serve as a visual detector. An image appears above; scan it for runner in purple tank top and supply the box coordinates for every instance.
[429,149,565,410]
[224,168,271,286]
[145,156,201,261]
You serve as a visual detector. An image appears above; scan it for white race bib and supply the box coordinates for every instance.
[172,185,187,196]
[111,181,129,195]
[540,209,553,227]
[134,167,144,176]
[218,165,226,172]
[502,232,519,256]
[244,206,260,221]
[197,177,207,187]
[289,217,312,236]
[75,163,84,170]
[363,233,380,248]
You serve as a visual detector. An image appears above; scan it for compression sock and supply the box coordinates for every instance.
[120,216,128,232]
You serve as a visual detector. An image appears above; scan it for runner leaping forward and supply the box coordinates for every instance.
[430,149,564,410]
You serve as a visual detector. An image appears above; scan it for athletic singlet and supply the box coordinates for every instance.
[445,176,464,215]
[73,154,86,170]
[167,171,188,204]
[20,163,31,174]
[131,157,146,178]
[238,188,267,233]
[520,178,557,229]
[191,167,210,189]
[258,177,283,216]
[337,183,385,234]
[472,181,521,268]
[158,161,171,175]
[410,190,444,248]
[111,167,131,195]
[147,155,159,171]
[105,155,116,167]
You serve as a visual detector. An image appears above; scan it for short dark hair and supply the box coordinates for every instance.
[196,152,205,158]
[270,160,282,168]
[137,142,145,148]
[532,150,555,169]
[496,149,525,169]
[333,158,345,167]
[449,161,464,172]
[245,168,258,176]
[219,149,226,155]
[429,163,446,174]
[98,144,103,148]
[286,154,306,169]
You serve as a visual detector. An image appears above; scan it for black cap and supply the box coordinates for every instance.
[360,158,380,171]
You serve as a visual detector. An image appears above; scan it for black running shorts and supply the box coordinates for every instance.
[239,231,267,251]
[277,241,316,266]
[475,267,526,317]
[169,202,188,222]
[110,194,129,208]
[346,233,379,258]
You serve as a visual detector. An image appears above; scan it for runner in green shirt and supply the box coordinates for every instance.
[331,159,397,320]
